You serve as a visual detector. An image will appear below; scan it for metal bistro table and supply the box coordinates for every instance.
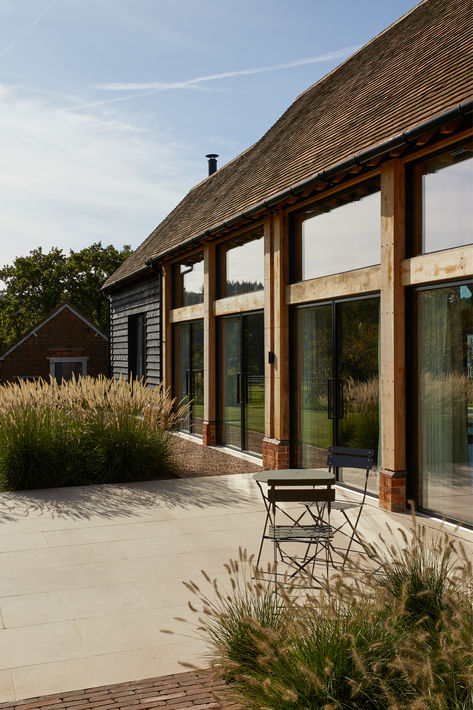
[253,469,336,585]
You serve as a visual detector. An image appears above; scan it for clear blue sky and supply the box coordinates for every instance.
[0,0,417,271]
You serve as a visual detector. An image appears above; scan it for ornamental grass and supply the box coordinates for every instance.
[0,376,187,490]
[181,515,473,710]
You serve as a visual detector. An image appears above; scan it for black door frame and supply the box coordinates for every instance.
[173,319,203,437]
[408,277,473,529]
[290,292,380,487]
[217,310,264,453]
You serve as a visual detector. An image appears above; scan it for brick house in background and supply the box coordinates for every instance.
[0,301,109,383]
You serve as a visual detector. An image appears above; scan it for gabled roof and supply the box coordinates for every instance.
[103,0,473,291]
[0,301,108,360]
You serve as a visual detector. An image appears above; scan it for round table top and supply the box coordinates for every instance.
[253,468,335,485]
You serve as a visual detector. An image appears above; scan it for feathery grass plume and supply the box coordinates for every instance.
[0,375,188,490]
[186,523,473,710]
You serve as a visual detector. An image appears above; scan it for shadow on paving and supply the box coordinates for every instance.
[0,474,259,524]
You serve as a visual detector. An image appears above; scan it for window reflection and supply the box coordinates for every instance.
[412,140,473,254]
[219,231,264,297]
[416,283,473,525]
[293,178,380,282]
[173,253,204,307]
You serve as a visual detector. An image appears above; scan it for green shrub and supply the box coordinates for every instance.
[85,413,176,484]
[0,376,186,490]
[0,409,87,490]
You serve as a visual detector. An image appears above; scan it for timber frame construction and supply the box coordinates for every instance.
[102,0,473,520]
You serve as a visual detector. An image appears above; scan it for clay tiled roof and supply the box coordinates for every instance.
[103,0,473,290]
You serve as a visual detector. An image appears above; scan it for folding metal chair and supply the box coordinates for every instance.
[265,475,336,589]
[327,446,375,565]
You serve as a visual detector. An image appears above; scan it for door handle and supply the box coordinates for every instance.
[185,370,190,396]
[327,378,336,420]
[338,379,344,419]
[236,373,241,404]
[242,373,248,405]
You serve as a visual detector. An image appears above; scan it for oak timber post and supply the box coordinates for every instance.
[203,242,217,445]
[262,209,290,469]
[161,262,173,395]
[380,159,407,511]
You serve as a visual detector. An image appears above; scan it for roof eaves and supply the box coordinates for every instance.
[100,264,155,293]
[146,98,473,266]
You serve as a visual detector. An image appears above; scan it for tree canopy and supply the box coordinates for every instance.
[0,243,132,350]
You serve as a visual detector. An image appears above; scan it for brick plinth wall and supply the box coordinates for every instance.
[379,470,407,512]
[202,421,217,446]
[262,438,290,469]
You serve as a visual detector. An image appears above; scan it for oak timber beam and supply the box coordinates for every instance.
[203,243,216,443]
[380,159,406,479]
[401,245,473,286]
[169,303,205,323]
[214,290,264,316]
[161,263,173,393]
[273,209,290,443]
[286,265,380,305]
[264,214,274,438]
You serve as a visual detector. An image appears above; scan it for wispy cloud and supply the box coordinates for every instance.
[96,45,360,92]
[65,83,233,113]
[0,83,201,269]
[0,0,60,59]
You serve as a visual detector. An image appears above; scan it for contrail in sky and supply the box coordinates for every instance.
[0,0,60,59]
[96,45,361,92]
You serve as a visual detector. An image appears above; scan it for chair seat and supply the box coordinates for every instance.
[269,524,334,541]
[330,500,361,511]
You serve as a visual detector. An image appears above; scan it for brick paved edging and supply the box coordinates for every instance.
[0,670,241,710]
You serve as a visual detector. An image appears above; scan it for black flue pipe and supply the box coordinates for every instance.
[206,153,218,176]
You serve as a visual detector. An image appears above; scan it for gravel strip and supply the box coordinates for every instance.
[171,435,262,478]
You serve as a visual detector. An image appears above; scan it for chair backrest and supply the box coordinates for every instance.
[267,484,335,504]
[327,446,375,477]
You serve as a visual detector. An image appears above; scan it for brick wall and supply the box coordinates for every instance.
[262,438,290,469]
[1,308,108,382]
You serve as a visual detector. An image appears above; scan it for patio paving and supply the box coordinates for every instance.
[0,471,472,704]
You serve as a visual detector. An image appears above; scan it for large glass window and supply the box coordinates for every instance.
[411,140,473,255]
[173,253,204,307]
[218,230,264,297]
[292,178,380,281]
[415,282,473,525]
[293,297,379,494]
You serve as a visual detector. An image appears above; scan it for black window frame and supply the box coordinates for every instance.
[289,176,381,284]
[172,252,205,309]
[128,312,146,380]
[405,137,473,258]
[217,227,264,298]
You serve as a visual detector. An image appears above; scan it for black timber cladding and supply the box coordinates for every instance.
[109,275,161,385]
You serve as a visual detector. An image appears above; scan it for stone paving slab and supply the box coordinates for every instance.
[0,467,472,703]
[0,670,241,710]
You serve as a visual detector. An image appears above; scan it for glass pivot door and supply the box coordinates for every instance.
[219,312,265,455]
[293,297,380,493]
[174,320,204,435]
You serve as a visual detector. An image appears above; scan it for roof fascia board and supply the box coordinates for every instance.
[146,99,473,266]
[100,264,155,294]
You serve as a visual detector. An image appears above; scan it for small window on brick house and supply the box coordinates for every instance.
[50,358,87,383]
[128,313,146,380]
